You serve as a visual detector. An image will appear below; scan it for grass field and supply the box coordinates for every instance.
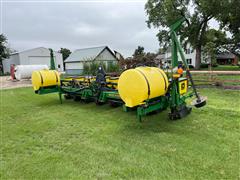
[191,74,240,86]
[198,65,240,71]
[1,88,239,179]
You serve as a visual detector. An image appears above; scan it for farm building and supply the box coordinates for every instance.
[64,46,118,74]
[2,47,64,73]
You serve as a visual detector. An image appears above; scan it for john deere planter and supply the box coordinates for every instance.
[31,18,206,121]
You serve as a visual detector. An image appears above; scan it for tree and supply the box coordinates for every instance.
[120,46,158,69]
[217,0,240,58]
[133,46,145,58]
[145,0,225,69]
[202,29,227,66]
[59,48,71,61]
[0,34,10,74]
[203,42,216,65]
[132,46,146,65]
[58,48,71,70]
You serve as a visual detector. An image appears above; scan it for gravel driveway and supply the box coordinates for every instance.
[0,76,32,90]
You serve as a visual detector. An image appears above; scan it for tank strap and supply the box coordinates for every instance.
[53,71,59,83]
[135,69,151,98]
[38,71,43,85]
[156,69,167,91]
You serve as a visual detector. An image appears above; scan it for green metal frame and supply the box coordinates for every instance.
[49,48,56,70]
[59,86,94,103]
[137,96,169,122]
[35,86,59,95]
[97,90,121,103]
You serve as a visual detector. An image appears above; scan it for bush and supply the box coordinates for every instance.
[82,61,120,75]
[107,63,120,73]
[211,63,218,67]
[188,65,194,69]
[82,63,90,75]
[89,62,99,75]
[200,63,209,68]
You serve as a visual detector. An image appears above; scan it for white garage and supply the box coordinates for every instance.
[64,46,118,75]
[2,47,64,73]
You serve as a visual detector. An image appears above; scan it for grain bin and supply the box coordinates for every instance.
[118,67,169,107]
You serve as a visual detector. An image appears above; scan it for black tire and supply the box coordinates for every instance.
[73,96,81,101]
[109,101,120,107]
[95,98,104,105]
[64,94,72,100]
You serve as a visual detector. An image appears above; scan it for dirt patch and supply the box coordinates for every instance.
[0,76,32,90]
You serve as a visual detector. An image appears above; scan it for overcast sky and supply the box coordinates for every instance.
[1,0,163,57]
[1,0,220,57]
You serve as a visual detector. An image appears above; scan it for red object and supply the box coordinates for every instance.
[10,64,16,80]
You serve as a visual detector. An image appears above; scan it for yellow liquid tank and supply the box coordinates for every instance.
[32,70,60,91]
[118,67,169,107]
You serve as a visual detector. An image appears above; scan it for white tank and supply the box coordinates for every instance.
[15,65,49,80]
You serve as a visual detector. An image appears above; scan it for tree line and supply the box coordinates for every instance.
[145,0,240,69]
[0,0,239,72]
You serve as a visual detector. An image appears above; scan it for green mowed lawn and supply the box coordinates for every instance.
[198,65,240,71]
[1,88,239,179]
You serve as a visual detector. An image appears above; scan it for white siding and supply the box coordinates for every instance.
[64,47,118,74]
[65,62,83,70]
[27,56,51,65]
[160,44,197,67]
[95,49,118,68]
[65,62,83,74]
[3,47,63,73]
[54,52,64,71]
[19,47,63,71]
[184,44,196,67]
[96,49,117,61]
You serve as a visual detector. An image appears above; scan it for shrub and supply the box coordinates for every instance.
[82,63,90,75]
[89,62,99,75]
[188,65,194,69]
[107,63,120,73]
[82,61,107,76]
[211,63,218,67]
[200,63,209,68]
[82,61,120,75]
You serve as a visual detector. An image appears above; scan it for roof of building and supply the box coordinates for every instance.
[155,54,172,61]
[10,47,60,55]
[155,54,165,60]
[216,52,235,59]
[65,46,116,63]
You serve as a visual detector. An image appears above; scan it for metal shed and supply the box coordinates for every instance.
[64,46,118,74]
[2,47,64,73]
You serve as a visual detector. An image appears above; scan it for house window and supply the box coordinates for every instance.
[186,59,192,64]
[185,49,191,54]
[58,64,61,68]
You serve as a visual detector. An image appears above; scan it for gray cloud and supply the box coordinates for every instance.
[2,1,160,57]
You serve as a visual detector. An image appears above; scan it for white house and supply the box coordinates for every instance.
[155,44,198,67]
[2,47,63,73]
[65,46,118,74]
